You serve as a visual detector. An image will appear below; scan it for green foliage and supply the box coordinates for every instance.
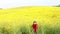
[0,22,60,34]
[0,27,9,34]
[55,4,60,7]
[16,25,30,34]
[0,26,14,34]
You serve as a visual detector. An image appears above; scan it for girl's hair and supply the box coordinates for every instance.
[33,21,37,23]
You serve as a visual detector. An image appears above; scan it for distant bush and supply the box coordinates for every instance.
[54,4,60,7]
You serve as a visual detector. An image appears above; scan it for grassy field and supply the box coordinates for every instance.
[0,6,60,34]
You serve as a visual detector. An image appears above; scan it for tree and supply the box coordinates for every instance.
[56,4,60,7]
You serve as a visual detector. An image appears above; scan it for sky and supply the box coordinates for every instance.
[0,0,60,8]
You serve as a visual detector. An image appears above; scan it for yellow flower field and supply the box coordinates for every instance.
[0,6,60,34]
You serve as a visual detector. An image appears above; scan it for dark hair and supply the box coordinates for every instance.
[33,21,37,23]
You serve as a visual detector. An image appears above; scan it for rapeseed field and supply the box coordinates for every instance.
[0,6,60,34]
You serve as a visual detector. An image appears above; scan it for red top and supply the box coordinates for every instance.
[32,23,37,32]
